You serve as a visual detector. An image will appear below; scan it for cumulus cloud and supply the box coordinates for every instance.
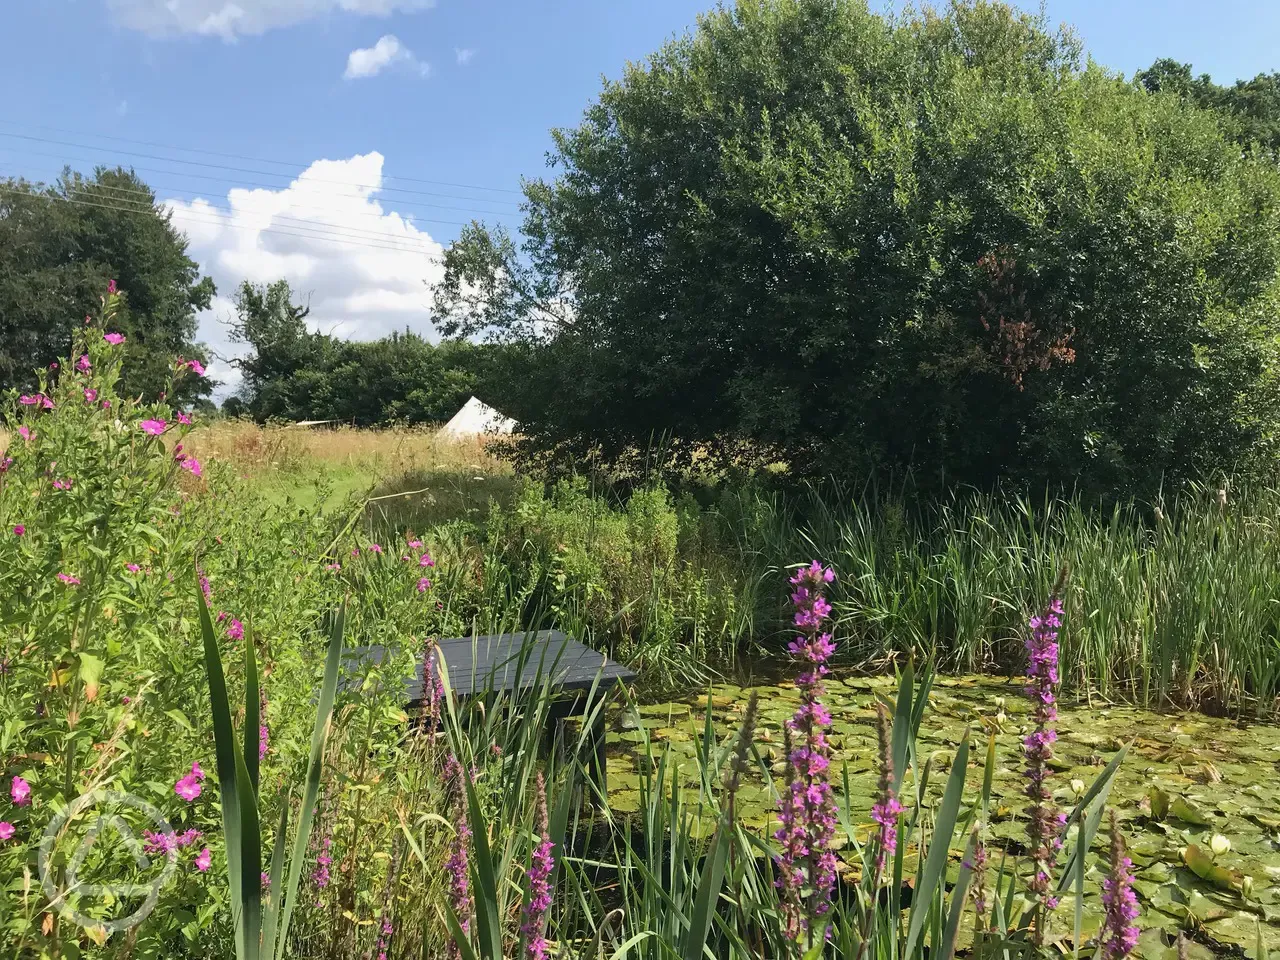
[107,0,435,40]
[455,47,474,66]
[162,152,446,399]
[344,35,428,79]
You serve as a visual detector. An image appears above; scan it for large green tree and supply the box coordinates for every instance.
[229,279,501,425]
[435,0,1280,495]
[0,167,215,404]
[1138,58,1280,156]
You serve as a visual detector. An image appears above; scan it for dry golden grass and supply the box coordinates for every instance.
[187,420,510,479]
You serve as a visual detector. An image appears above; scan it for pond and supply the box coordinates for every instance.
[606,673,1280,957]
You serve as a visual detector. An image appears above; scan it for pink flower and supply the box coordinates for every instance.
[17,426,30,441]
[0,822,13,841]
[56,573,80,586]
[107,279,117,294]
[41,396,53,410]
[179,457,203,478]
[419,554,435,568]
[175,773,202,802]
[188,360,205,375]
[417,578,431,593]
[178,411,192,425]
[104,332,125,345]
[226,619,244,641]
[102,400,111,410]
[76,355,91,373]
[0,457,12,472]
[126,563,140,573]
[18,395,38,406]
[190,761,205,780]
[140,419,166,436]
[52,478,72,491]
[10,776,31,806]
[12,525,24,537]
[325,563,341,572]
[84,388,98,403]
[194,847,212,872]
[368,544,383,554]
[407,539,423,549]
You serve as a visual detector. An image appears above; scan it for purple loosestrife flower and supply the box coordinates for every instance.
[444,755,474,960]
[226,619,244,641]
[966,825,990,916]
[421,641,442,734]
[871,703,904,876]
[1101,810,1139,960]
[1024,593,1066,939]
[521,772,556,960]
[774,561,839,943]
[312,834,334,890]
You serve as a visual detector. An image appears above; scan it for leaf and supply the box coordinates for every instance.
[1171,796,1213,827]
[1183,844,1244,892]
[905,733,971,960]
[1149,785,1170,821]
[78,653,104,702]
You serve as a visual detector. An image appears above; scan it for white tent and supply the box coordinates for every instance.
[440,396,517,438]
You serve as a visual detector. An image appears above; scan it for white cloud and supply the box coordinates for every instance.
[107,0,435,40]
[455,47,474,65]
[162,152,446,400]
[344,34,428,80]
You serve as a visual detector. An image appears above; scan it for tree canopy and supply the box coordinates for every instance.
[229,279,506,425]
[0,167,215,405]
[1137,57,1280,156]
[435,0,1280,495]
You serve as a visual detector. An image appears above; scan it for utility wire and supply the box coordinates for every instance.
[0,131,527,210]
[0,186,452,260]
[0,118,524,195]
[1,172,471,249]
[0,146,521,218]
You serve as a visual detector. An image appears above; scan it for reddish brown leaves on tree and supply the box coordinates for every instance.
[977,250,1075,390]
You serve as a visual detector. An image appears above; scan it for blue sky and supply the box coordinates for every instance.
[2,0,1278,391]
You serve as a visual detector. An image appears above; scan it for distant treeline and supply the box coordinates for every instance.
[223,279,519,425]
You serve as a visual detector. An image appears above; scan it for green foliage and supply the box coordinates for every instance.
[228,279,514,426]
[1138,57,1280,156]
[436,0,1280,496]
[0,168,215,404]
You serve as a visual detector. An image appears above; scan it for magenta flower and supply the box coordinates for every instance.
[774,562,839,943]
[12,525,24,537]
[420,553,435,568]
[175,763,205,802]
[407,539,423,549]
[19,395,39,406]
[107,279,118,294]
[0,822,13,841]
[312,834,333,889]
[42,396,53,410]
[194,847,212,872]
[10,776,31,805]
[178,411,192,425]
[200,574,211,598]
[179,457,203,478]
[368,543,383,554]
[0,457,12,472]
[871,703,904,875]
[1025,594,1066,937]
[185,359,206,376]
[76,355,91,373]
[445,763,474,959]
[324,563,341,572]
[126,563,140,573]
[417,577,431,593]
[17,426,30,441]
[84,388,98,403]
[104,332,125,345]
[520,772,555,960]
[52,479,72,491]
[56,573,80,586]
[1101,811,1140,960]
[140,419,166,436]
[227,619,244,641]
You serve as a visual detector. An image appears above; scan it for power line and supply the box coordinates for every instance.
[0,146,522,218]
[0,162,494,247]
[0,119,525,195]
[0,131,527,210]
[0,186,452,260]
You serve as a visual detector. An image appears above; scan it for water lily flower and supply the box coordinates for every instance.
[104,332,125,345]
[139,419,166,436]
[10,776,31,806]
[1210,834,1231,856]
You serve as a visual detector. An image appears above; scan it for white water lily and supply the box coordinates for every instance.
[1210,833,1232,856]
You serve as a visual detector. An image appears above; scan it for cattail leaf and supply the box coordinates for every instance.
[905,733,970,960]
